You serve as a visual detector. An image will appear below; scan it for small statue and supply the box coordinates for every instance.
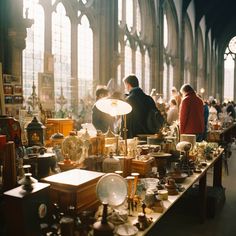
[134,203,153,231]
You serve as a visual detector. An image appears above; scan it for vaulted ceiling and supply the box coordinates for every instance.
[185,0,236,47]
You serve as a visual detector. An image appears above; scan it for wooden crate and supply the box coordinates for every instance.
[131,158,154,177]
[42,169,104,213]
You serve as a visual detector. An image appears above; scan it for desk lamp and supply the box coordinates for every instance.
[95,98,132,156]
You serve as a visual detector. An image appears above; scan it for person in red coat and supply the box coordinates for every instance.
[179,84,204,141]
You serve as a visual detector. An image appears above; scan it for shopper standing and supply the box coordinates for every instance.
[179,84,204,141]
[122,74,160,138]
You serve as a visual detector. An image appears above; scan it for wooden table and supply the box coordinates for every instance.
[207,122,236,143]
[126,148,224,235]
[207,122,236,175]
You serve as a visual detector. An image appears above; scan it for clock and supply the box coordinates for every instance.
[228,36,236,53]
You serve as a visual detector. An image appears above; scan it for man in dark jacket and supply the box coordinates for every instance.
[122,74,158,138]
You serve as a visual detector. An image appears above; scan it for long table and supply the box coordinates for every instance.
[126,148,224,235]
[207,122,236,175]
[207,122,236,143]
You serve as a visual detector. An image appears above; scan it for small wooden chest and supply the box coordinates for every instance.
[131,158,154,177]
[43,169,104,212]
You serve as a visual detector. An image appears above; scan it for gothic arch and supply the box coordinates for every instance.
[183,13,194,84]
[196,27,204,91]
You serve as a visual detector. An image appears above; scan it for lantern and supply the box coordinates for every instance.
[26,116,45,147]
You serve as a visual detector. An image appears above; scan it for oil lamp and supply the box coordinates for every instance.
[26,116,46,147]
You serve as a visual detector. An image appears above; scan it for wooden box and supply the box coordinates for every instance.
[42,169,104,212]
[45,118,74,142]
[131,158,154,177]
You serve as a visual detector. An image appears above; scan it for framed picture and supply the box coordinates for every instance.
[38,72,55,110]
[14,85,22,94]
[13,95,23,104]
[3,85,13,95]
[11,75,21,84]
[5,96,14,104]
[3,74,12,83]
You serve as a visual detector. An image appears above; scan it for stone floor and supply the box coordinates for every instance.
[146,149,236,236]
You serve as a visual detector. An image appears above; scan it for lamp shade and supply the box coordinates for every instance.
[95,98,132,116]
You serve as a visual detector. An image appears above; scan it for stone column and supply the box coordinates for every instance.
[96,0,118,86]
[5,0,30,77]
[42,1,53,73]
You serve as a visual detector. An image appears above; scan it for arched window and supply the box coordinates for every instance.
[118,0,123,24]
[184,16,193,84]
[126,1,133,30]
[163,14,168,49]
[136,1,141,35]
[135,45,142,86]
[117,42,122,86]
[163,61,168,99]
[162,2,178,101]
[118,0,151,90]
[144,49,150,93]
[125,38,132,76]
[77,15,93,98]
[197,29,204,92]
[224,36,236,101]
[22,0,44,101]
[52,3,71,111]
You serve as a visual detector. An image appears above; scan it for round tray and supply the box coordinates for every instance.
[168,172,188,183]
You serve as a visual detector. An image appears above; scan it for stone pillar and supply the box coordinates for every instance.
[152,0,163,92]
[43,1,53,73]
[5,0,30,77]
[95,0,118,86]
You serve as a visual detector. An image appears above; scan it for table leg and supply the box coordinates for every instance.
[199,172,207,223]
[213,154,223,187]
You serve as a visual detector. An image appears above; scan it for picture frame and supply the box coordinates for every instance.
[14,85,23,94]
[3,85,13,95]
[11,75,21,84]
[13,95,23,104]
[3,74,12,83]
[38,72,55,110]
[4,96,14,104]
